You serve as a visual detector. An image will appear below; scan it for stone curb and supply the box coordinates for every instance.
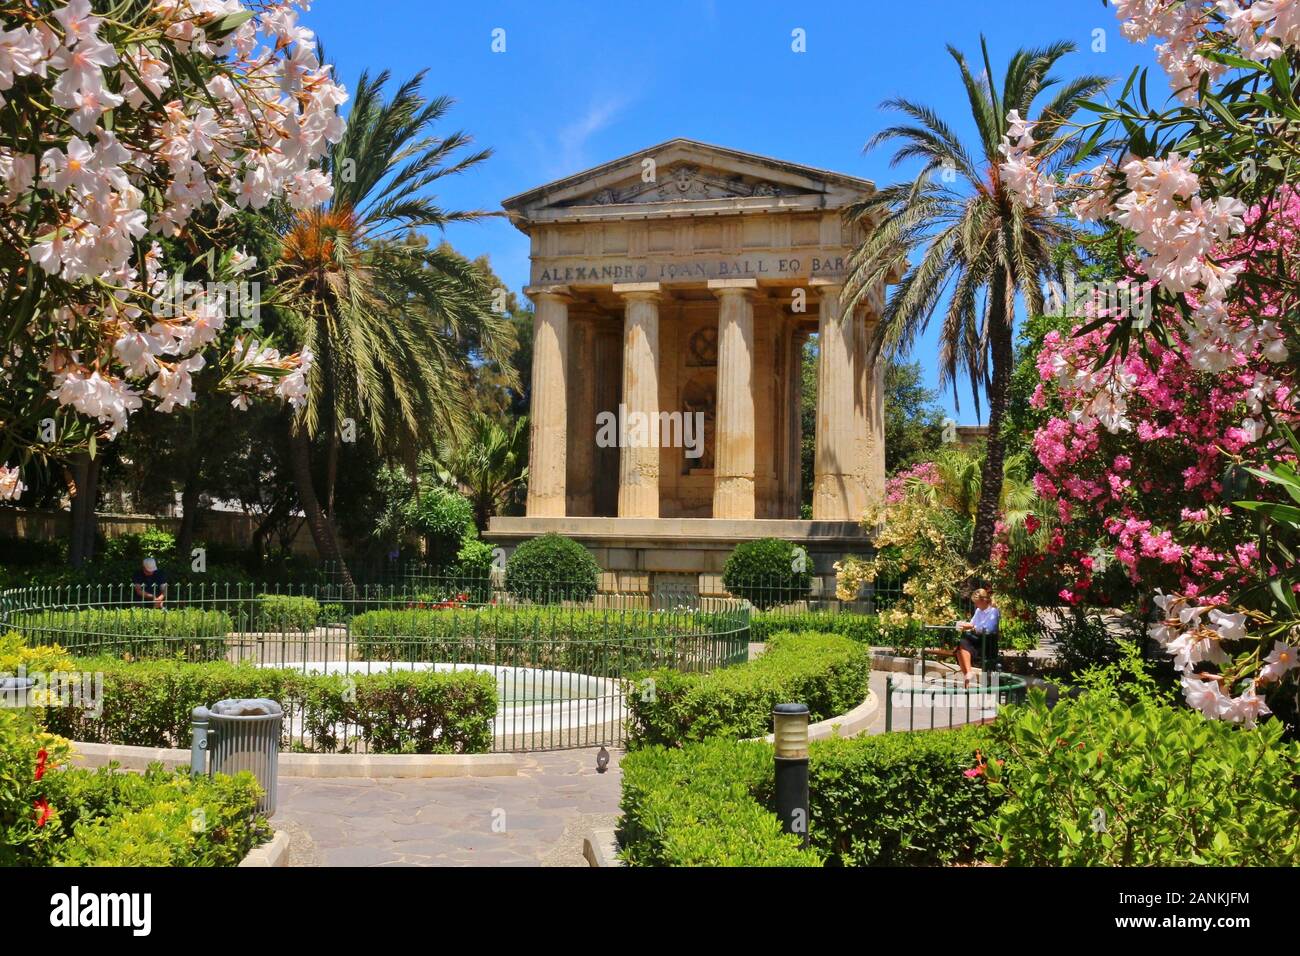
[238,829,290,867]
[69,742,521,779]
[582,828,623,867]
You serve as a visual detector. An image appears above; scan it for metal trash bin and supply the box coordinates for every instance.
[0,676,35,710]
[191,698,283,816]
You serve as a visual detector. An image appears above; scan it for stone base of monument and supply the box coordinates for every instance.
[485,515,873,598]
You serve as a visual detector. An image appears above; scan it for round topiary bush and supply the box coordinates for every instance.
[722,538,812,610]
[504,534,600,603]
[405,487,476,570]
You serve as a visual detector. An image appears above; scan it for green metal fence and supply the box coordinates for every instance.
[0,577,750,753]
[883,670,1029,732]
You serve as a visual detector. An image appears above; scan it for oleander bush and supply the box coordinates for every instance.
[979,689,1300,866]
[44,658,497,755]
[618,726,996,867]
[618,737,820,866]
[625,631,871,748]
[504,534,600,602]
[9,607,233,661]
[253,593,321,633]
[0,709,269,866]
[721,538,811,610]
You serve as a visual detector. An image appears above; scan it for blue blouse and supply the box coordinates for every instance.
[969,606,1001,636]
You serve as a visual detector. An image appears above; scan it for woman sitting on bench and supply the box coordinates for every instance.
[955,588,1000,686]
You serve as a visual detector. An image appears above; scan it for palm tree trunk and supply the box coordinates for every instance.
[325,428,339,518]
[286,416,354,590]
[969,276,1014,566]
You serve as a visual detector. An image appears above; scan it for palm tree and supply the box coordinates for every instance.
[843,37,1108,565]
[433,412,529,530]
[273,71,516,585]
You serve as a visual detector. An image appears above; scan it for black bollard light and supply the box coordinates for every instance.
[772,702,810,846]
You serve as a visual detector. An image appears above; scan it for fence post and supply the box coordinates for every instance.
[190,705,210,776]
[884,675,893,733]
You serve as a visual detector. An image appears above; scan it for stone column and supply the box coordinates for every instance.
[785,327,807,516]
[812,280,866,520]
[709,279,757,519]
[566,316,597,516]
[525,286,570,517]
[614,283,661,518]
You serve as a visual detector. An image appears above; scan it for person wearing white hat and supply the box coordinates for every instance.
[132,556,168,608]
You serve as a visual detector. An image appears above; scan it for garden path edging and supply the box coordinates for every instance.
[747,688,879,744]
[238,830,290,867]
[582,828,622,867]
[69,741,520,778]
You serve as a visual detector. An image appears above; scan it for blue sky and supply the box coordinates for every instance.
[305,0,1161,424]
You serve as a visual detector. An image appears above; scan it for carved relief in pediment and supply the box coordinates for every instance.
[564,163,792,208]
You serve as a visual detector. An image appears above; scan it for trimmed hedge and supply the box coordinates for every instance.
[10,607,233,661]
[254,593,321,632]
[45,658,497,754]
[504,533,600,602]
[349,605,735,675]
[43,765,269,866]
[619,727,997,866]
[749,610,886,644]
[618,737,820,866]
[809,725,1000,865]
[748,610,1039,653]
[721,538,811,610]
[625,631,871,748]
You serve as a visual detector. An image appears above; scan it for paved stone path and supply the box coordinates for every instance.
[274,748,623,867]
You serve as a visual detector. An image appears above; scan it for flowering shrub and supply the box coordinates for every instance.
[838,458,974,626]
[1,707,269,866]
[0,710,71,865]
[998,2,1300,719]
[1001,308,1294,604]
[0,0,348,496]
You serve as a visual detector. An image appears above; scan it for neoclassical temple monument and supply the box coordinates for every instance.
[486,140,891,592]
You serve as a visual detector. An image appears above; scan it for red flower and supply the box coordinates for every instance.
[34,748,47,781]
[1024,515,1041,535]
[33,798,52,828]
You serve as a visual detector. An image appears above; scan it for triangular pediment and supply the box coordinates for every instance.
[503,139,874,226]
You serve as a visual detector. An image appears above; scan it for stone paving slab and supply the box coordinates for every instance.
[275,747,623,867]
